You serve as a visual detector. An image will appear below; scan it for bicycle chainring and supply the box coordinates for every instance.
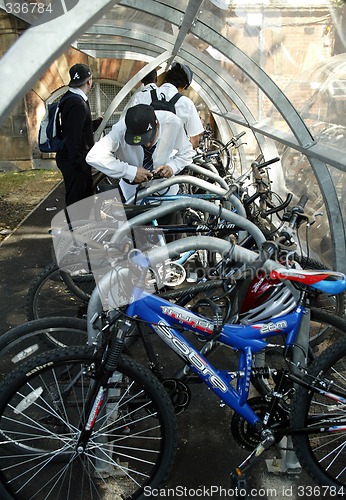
[231,397,284,451]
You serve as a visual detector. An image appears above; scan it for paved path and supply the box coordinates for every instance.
[0,182,65,333]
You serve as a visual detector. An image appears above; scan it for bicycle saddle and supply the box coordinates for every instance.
[270,268,346,294]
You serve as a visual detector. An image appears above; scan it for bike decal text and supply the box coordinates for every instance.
[153,321,228,393]
[161,306,214,333]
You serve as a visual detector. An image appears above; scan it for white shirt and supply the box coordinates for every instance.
[86,110,195,201]
[157,83,204,139]
[121,83,158,117]
[68,86,88,101]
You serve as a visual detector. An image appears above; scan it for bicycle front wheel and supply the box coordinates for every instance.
[0,347,177,499]
[291,338,346,490]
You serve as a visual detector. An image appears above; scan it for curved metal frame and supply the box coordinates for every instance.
[0,0,344,270]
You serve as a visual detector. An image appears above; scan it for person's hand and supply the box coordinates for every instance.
[153,165,173,178]
[92,116,103,131]
[133,167,153,184]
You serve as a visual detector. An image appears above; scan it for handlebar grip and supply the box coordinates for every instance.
[258,157,280,169]
[297,194,309,209]
[225,131,247,150]
[235,131,246,141]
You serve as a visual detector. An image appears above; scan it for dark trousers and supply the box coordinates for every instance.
[56,159,93,207]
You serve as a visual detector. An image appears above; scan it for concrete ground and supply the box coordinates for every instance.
[0,183,318,499]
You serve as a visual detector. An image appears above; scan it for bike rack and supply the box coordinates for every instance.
[125,173,246,218]
[87,236,275,344]
[266,436,302,474]
[112,197,261,247]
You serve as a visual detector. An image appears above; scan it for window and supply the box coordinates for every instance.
[88,81,133,133]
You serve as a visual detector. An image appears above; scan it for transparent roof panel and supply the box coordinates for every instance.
[194,1,346,143]
[97,1,186,35]
[0,0,344,269]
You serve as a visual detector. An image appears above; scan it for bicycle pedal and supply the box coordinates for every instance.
[230,468,247,490]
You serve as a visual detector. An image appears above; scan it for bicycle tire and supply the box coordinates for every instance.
[252,309,346,397]
[0,317,88,375]
[204,138,231,176]
[26,262,91,321]
[291,337,346,490]
[0,347,177,499]
[0,315,140,376]
[92,171,120,193]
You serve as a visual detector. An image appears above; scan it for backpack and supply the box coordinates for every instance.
[38,93,81,153]
[150,89,182,114]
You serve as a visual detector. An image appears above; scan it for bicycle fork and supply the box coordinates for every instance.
[76,318,129,469]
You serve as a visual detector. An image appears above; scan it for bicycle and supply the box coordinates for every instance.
[0,232,345,498]
[195,129,246,178]
[25,189,345,350]
[24,176,252,321]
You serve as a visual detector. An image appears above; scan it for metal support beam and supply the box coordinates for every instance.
[166,0,204,68]
[0,0,119,126]
[94,51,172,141]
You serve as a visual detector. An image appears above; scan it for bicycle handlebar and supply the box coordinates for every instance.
[296,194,309,210]
[251,157,280,169]
[276,193,310,243]
[195,131,247,161]
[224,131,246,149]
[261,193,293,217]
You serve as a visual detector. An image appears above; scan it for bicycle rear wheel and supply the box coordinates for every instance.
[0,347,177,499]
[291,338,346,490]
[26,262,91,320]
[252,310,346,397]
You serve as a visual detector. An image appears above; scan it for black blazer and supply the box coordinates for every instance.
[57,91,94,168]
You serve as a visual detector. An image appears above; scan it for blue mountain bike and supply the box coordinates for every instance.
[0,234,345,499]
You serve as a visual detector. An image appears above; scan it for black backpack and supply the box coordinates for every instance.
[38,93,82,153]
[150,89,182,114]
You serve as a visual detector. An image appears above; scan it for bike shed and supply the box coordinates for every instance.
[0,0,345,272]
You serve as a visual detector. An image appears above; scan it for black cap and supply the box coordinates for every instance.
[69,63,92,87]
[125,104,157,146]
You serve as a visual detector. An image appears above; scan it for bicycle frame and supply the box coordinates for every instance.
[87,233,346,436]
[125,286,306,427]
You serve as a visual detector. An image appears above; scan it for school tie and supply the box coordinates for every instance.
[142,144,156,172]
